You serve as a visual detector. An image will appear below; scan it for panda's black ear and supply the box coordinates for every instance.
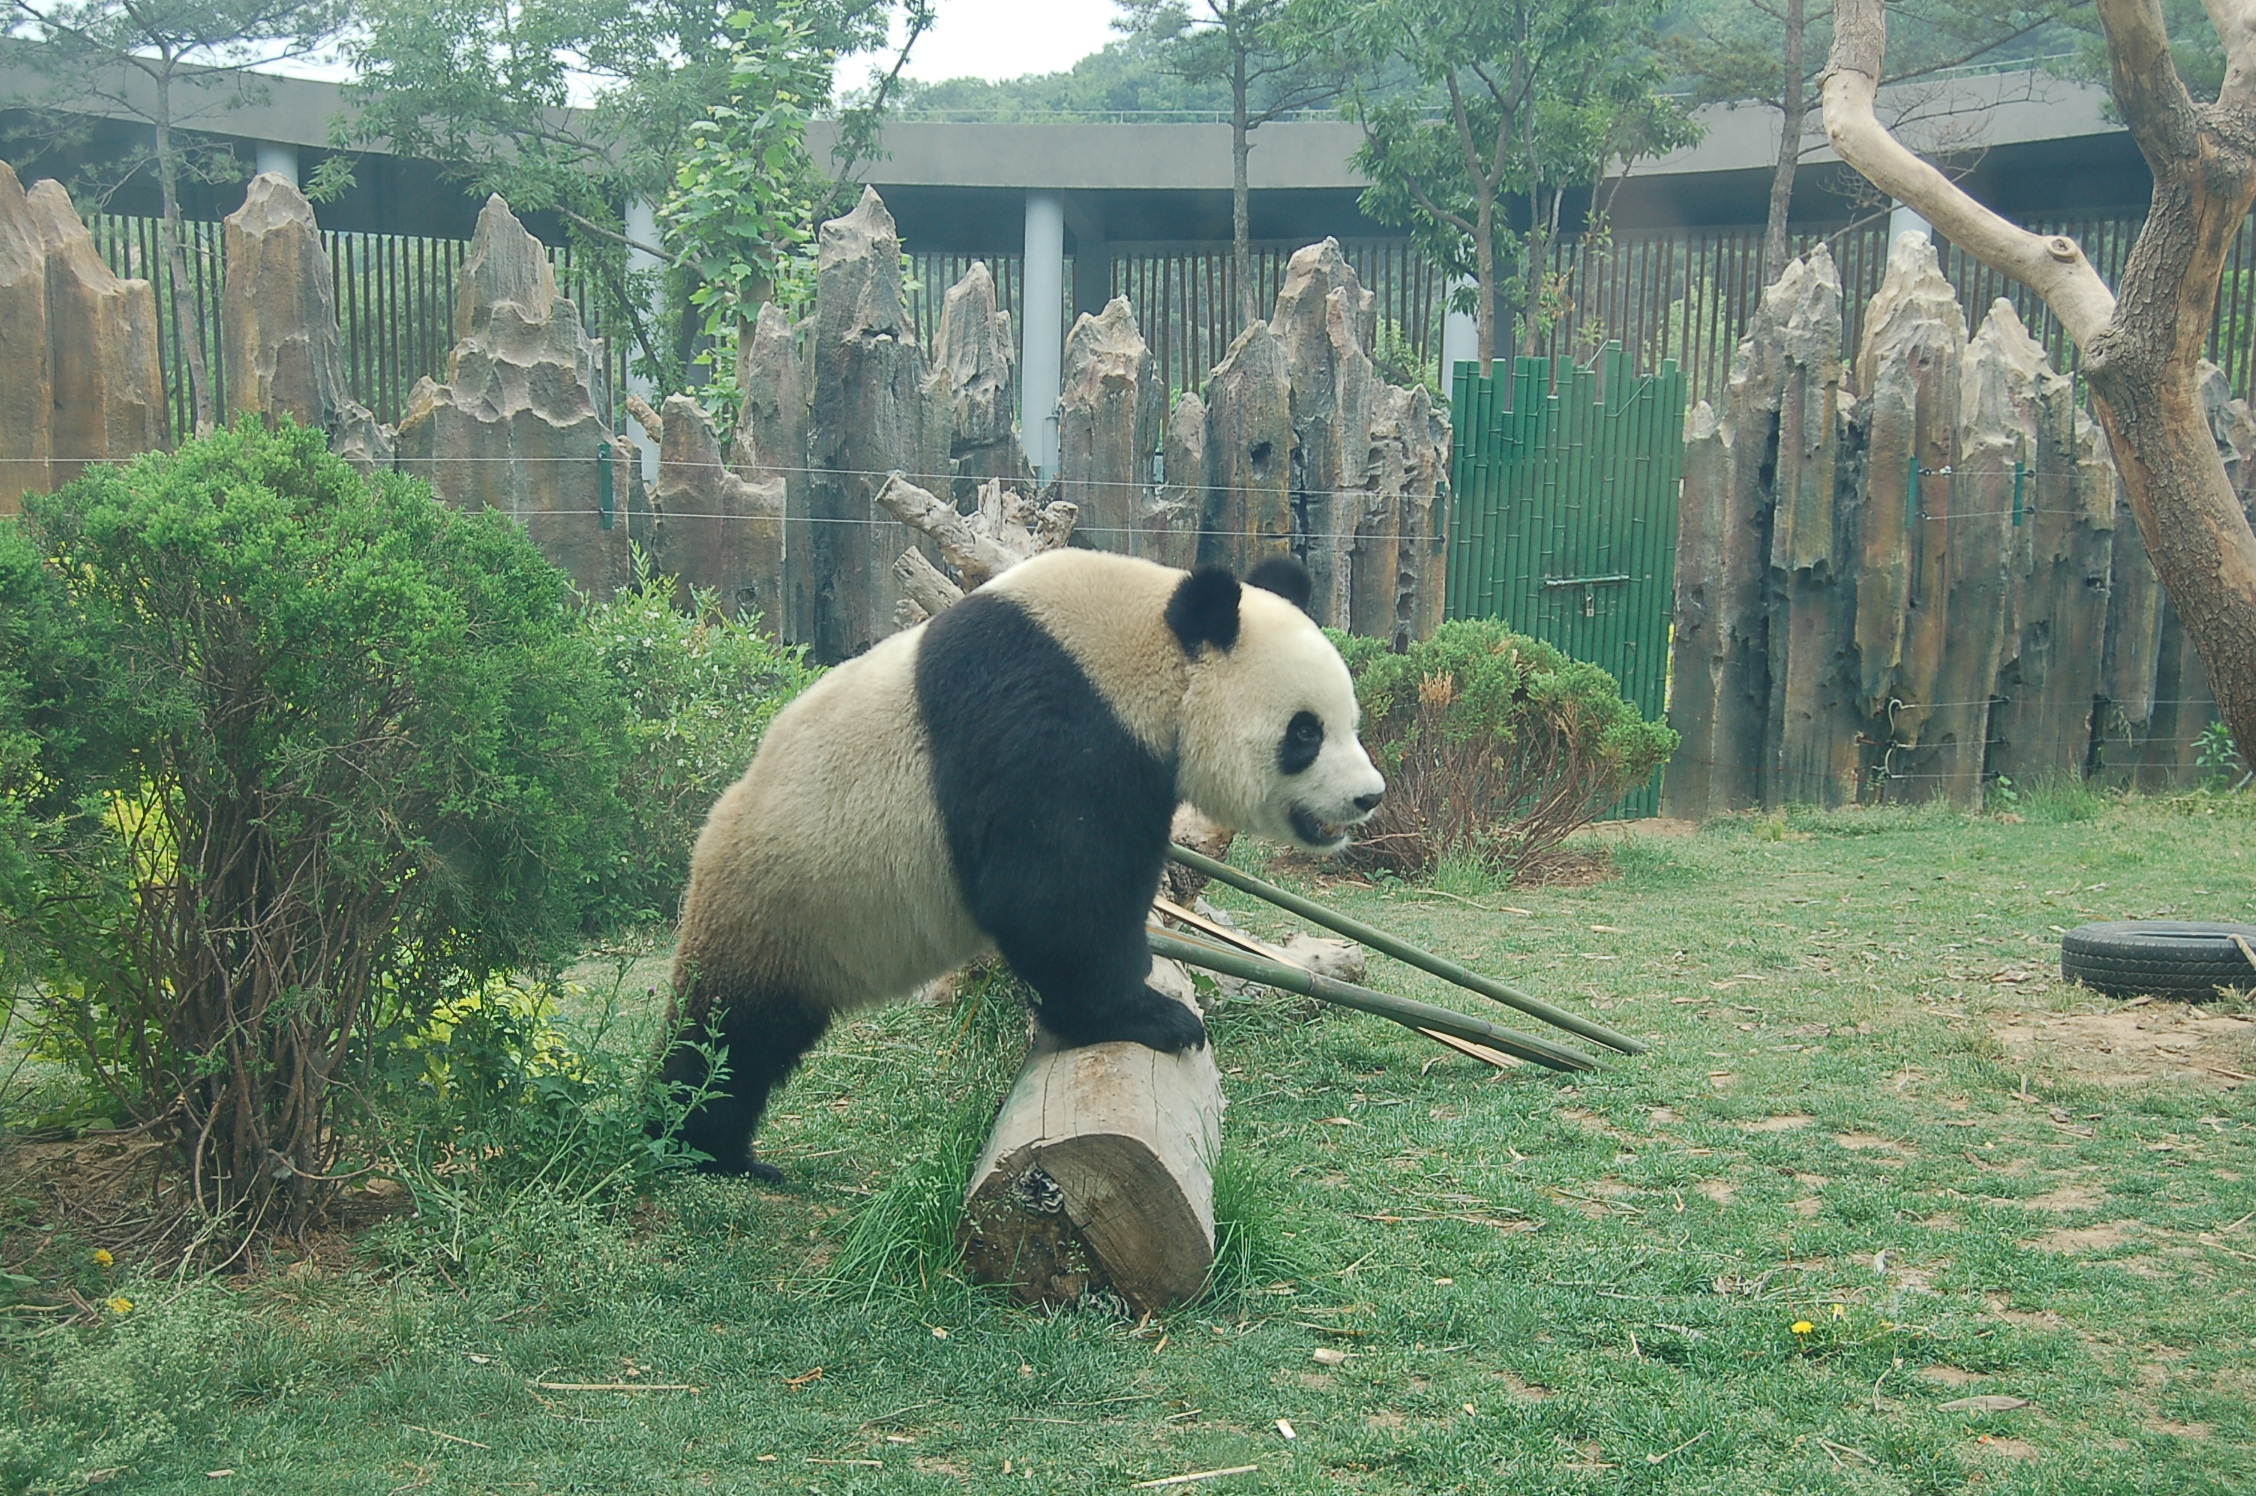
[1166,565,1242,654]
[1245,554,1314,614]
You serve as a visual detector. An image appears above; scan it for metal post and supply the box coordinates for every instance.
[1021,190,1066,479]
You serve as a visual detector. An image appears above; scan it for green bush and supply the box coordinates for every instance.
[1333,619,1679,880]
[582,553,820,925]
[0,419,631,1231]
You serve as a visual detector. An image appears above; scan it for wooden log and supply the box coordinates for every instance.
[958,981,1222,1315]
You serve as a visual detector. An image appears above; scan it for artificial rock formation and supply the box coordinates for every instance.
[1270,238,1377,628]
[807,188,943,661]
[1056,296,1162,550]
[1356,381,1450,649]
[220,173,394,470]
[395,195,640,599]
[1666,233,2222,812]
[1137,391,1205,570]
[927,260,1028,496]
[731,301,812,637]
[1199,321,1294,568]
[656,394,786,631]
[0,166,165,510]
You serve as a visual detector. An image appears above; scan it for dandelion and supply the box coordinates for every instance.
[105,1296,133,1314]
[1791,1320,1814,1336]
[92,1248,113,1268]
[1831,1302,1847,1320]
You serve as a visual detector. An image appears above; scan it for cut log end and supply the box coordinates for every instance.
[958,982,1222,1314]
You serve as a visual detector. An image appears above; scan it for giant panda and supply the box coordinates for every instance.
[660,549,1385,1179]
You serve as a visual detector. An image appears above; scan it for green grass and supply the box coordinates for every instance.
[5,796,2256,1493]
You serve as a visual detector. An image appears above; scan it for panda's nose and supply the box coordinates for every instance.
[1354,789,1385,813]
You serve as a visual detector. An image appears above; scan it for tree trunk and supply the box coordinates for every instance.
[1473,196,1497,366]
[153,68,215,436]
[1762,0,1808,284]
[1232,51,1256,330]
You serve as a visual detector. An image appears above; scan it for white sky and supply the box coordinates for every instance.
[847,0,1125,89]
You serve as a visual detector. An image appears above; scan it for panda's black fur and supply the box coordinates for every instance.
[657,551,1379,1179]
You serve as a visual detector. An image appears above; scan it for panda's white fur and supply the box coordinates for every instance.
[661,550,1382,1178]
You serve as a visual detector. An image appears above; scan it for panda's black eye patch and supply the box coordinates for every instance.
[1278,710,1324,775]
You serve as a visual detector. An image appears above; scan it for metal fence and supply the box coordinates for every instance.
[85,207,2256,449]
[84,214,632,441]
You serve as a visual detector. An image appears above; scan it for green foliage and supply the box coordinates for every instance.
[346,0,903,389]
[1333,618,1679,879]
[1,419,630,1229]
[1305,0,1697,360]
[582,552,820,926]
[367,968,722,1279]
[2197,718,2249,791]
[661,6,834,355]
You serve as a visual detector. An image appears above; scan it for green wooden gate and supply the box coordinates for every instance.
[1446,346,1688,816]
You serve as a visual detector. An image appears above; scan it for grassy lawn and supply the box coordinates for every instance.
[6,792,2256,1494]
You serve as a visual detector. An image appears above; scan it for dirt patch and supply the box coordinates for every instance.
[1992,1004,2256,1090]
[2144,1419,2212,1440]
[1922,1366,1988,1386]
[1496,1370,1555,1401]
[2029,1220,2138,1253]
[1365,1410,1410,1431]
[2023,1183,2105,1213]
[1788,1197,1822,1217]
[1974,1436,2039,1460]
[1742,1114,1813,1132]
[1696,1180,1736,1206]
[1835,1132,1911,1154]
[1610,817,1700,838]
[913,1458,972,1478]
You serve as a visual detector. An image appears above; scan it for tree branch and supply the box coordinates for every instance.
[1821,0,2116,345]
[2202,0,2256,108]
[2093,0,2202,167]
[556,206,683,268]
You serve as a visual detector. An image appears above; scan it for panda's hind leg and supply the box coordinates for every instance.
[656,992,832,1180]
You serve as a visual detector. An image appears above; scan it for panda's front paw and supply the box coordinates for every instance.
[1130,988,1210,1054]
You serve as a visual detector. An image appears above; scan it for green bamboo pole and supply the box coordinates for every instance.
[1166,843,1648,1056]
[1147,930,1599,1073]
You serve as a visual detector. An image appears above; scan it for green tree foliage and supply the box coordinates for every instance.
[345,0,910,390]
[1304,0,1697,364]
[582,554,819,926]
[893,31,1238,119]
[1333,619,1680,879]
[1121,2,1343,324]
[0,420,631,1231]
[4,0,350,434]
[1664,0,2070,282]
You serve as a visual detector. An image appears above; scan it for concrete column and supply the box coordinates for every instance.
[1440,277,1479,389]
[624,196,663,487]
[1021,190,1066,478]
[254,141,299,187]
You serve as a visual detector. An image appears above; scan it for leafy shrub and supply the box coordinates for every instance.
[1333,619,1679,880]
[0,419,631,1231]
[583,553,820,925]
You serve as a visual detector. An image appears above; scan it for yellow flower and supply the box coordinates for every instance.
[1831,1303,1847,1320]
[92,1249,114,1268]
[104,1296,133,1314]
[1791,1320,1814,1336]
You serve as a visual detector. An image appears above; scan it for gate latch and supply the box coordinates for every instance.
[1540,572,1630,618]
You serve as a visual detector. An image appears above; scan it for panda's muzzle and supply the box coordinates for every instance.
[1288,789,1382,851]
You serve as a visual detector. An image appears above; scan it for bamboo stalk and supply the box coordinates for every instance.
[1165,843,1648,1055]
[1147,930,1600,1073]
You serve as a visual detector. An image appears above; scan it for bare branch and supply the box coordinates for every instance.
[1821,0,2116,345]
[2202,0,2256,107]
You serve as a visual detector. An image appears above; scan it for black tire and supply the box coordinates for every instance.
[2059,920,2256,1000]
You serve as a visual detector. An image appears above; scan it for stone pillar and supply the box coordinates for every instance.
[1138,391,1205,569]
[25,177,164,490]
[222,173,346,432]
[657,393,785,632]
[0,163,53,513]
[733,301,810,640]
[1020,191,1066,478]
[927,261,1029,498]
[808,187,941,662]
[395,195,639,600]
[1056,296,1161,552]
[1199,323,1293,572]
[1270,239,1376,629]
